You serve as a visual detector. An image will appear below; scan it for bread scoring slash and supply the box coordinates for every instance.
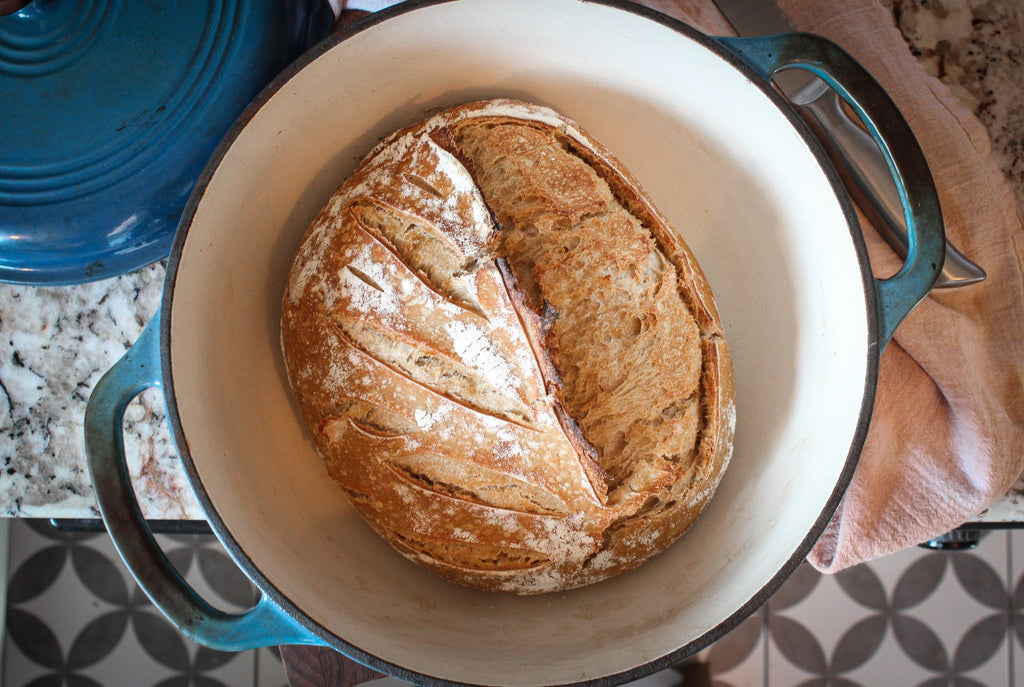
[280,99,735,594]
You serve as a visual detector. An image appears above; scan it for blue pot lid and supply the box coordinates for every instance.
[0,0,333,285]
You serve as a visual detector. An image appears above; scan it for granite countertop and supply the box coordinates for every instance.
[0,262,201,519]
[0,1,1021,523]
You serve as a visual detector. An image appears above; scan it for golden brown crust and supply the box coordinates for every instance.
[280,99,734,594]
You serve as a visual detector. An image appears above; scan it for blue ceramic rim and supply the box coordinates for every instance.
[160,1,879,685]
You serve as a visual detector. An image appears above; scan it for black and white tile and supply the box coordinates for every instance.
[3,519,286,687]
[5,520,1024,686]
[707,531,1022,686]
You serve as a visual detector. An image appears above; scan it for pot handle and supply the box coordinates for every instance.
[714,33,944,347]
[84,309,322,651]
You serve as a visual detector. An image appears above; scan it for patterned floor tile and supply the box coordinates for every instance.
[1005,530,1024,687]
[704,608,766,687]
[4,520,1023,687]
[910,535,1009,686]
[766,534,1012,687]
[72,625,180,687]
[3,520,287,687]
[766,565,885,687]
[0,517,9,672]
[5,522,128,685]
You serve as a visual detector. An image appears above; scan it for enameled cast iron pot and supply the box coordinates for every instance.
[84,1,944,685]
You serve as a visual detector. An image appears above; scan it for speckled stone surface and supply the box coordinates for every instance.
[0,0,1021,524]
[885,0,1024,210]
[0,263,202,518]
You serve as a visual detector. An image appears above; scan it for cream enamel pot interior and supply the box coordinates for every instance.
[84,1,944,685]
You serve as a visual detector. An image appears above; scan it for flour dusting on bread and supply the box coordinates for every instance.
[281,99,734,594]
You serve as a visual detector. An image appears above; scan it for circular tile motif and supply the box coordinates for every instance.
[767,547,1013,686]
[4,524,267,687]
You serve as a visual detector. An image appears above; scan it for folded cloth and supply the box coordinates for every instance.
[328,0,1024,573]
[651,0,1024,572]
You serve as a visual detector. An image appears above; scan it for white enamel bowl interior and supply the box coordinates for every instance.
[167,1,871,684]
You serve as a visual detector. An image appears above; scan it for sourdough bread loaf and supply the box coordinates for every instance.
[280,99,734,594]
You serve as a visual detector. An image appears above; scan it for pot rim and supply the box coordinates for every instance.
[161,1,879,684]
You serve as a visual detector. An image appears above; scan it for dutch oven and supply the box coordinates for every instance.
[84,1,944,685]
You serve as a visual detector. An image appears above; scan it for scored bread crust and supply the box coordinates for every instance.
[280,99,735,594]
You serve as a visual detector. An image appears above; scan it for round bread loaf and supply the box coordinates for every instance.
[280,99,735,594]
